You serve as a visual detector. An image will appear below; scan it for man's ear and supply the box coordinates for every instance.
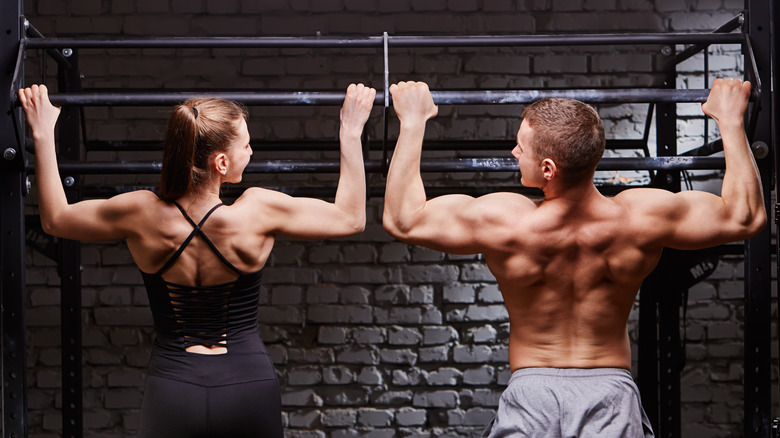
[541,158,557,181]
[214,152,228,176]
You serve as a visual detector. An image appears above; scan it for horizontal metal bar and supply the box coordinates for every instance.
[46,88,712,106]
[48,91,350,106]
[85,138,647,152]
[389,33,743,47]
[80,184,547,199]
[24,33,743,50]
[28,156,725,175]
[431,89,710,104]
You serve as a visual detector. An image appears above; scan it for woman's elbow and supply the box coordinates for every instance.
[40,213,64,237]
[352,217,367,234]
[342,213,366,236]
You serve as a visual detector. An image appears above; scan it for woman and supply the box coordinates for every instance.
[19,83,376,437]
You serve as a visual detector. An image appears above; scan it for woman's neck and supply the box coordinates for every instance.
[176,182,222,210]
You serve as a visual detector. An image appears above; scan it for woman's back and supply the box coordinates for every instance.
[126,193,273,281]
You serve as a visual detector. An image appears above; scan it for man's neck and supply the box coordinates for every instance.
[541,179,601,206]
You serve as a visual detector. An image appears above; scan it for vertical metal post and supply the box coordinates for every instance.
[657,46,682,438]
[1,2,28,437]
[57,49,83,438]
[743,1,773,437]
[637,281,659,433]
[772,0,780,432]
[382,32,390,175]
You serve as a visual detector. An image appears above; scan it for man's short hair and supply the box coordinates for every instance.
[521,98,605,183]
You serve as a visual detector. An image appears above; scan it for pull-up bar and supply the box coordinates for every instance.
[46,88,712,106]
[26,157,726,175]
[25,32,743,50]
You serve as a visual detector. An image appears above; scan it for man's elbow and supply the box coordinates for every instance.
[745,211,767,237]
[382,213,411,240]
[734,209,767,240]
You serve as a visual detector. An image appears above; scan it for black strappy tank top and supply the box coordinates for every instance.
[140,202,265,354]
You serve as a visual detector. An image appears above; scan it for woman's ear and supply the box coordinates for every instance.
[213,152,228,176]
[541,158,557,181]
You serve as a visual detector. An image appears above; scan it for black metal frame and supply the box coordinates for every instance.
[1,5,775,438]
[743,1,776,437]
[1,2,29,438]
[56,47,83,438]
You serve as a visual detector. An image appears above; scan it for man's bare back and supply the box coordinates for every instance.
[481,187,663,370]
[384,78,763,372]
[383,78,764,437]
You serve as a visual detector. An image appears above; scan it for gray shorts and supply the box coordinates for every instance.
[482,368,654,438]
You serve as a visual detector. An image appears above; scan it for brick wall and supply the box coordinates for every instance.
[18,1,776,437]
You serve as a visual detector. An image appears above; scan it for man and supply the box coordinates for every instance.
[382,78,764,437]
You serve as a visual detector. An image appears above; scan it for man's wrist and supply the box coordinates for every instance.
[399,119,427,130]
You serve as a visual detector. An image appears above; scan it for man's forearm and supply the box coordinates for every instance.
[384,121,428,234]
[719,121,765,229]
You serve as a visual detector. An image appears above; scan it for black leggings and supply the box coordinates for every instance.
[137,375,283,438]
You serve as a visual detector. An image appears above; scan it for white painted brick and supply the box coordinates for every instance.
[467,325,497,343]
[423,326,459,345]
[319,326,349,344]
[392,368,426,386]
[463,366,495,385]
[443,284,476,304]
[357,408,394,427]
[412,390,460,408]
[395,407,427,426]
[372,391,413,406]
[426,367,463,386]
[379,348,418,365]
[323,365,356,384]
[307,285,341,304]
[272,285,304,305]
[375,284,411,305]
[289,409,321,428]
[410,285,435,304]
[288,366,323,386]
[282,389,324,407]
[351,327,387,344]
[453,345,493,363]
[419,346,451,362]
[356,366,384,385]
[336,346,380,365]
[340,286,372,304]
[388,326,423,345]
[322,409,357,427]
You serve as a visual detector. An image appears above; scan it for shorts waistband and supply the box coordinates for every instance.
[508,367,633,383]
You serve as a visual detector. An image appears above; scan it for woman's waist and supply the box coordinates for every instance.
[154,325,262,350]
[148,341,277,387]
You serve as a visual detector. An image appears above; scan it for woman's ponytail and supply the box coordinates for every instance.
[159,104,199,202]
[159,97,248,202]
